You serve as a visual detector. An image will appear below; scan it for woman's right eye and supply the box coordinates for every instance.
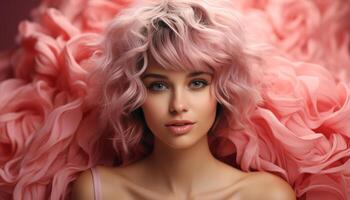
[147,82,167,91]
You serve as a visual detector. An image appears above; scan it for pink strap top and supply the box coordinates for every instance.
[90,167,102,200]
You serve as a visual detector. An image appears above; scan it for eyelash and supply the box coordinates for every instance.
[147,79,209,92]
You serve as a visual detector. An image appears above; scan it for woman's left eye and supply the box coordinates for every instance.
[190,80,208,89]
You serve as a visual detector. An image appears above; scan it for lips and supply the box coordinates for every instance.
[165,120,195,135]
[165,120,194,126]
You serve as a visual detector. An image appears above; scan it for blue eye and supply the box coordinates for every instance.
[148,82,167,91]
[147,80,208,92]
[190,80,208,89]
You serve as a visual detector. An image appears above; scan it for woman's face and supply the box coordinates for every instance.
[141,63,217,149]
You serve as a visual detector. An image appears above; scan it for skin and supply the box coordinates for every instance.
[71,61,296,200]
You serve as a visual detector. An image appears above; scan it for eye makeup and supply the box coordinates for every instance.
[146,79,209,92]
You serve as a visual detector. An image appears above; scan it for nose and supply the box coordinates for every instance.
[169,88,188,114]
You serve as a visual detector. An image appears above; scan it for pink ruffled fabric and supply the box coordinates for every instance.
[0,1,131,199]
[0,0,349,199]
[237,0,350,82]
[214,56,350,199]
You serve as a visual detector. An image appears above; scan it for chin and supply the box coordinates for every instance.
[161,135,206,150]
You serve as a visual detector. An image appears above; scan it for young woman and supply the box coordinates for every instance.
[72,0,296,199]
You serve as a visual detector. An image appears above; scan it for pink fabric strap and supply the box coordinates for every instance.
[90,167,102,200]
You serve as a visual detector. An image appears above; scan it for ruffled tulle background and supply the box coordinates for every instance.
[0,0,349,199]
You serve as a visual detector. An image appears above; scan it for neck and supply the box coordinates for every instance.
[147,135,219,195]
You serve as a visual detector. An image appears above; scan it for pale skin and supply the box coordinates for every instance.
[72,61,296,200]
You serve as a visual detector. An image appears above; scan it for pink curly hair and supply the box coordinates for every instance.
[93,0,261,165]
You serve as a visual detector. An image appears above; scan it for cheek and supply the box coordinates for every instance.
[204,100,218,132]
[193,91,217,116]
[141,96,167,128]
[188,92,217,132]
[205,100,217,124]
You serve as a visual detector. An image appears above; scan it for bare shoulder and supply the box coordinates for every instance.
[240,171,296,200]
[71,168,94,200]
[71,165,129,200]
[96,165,132,199]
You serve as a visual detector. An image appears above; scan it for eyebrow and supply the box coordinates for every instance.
[141,71,212,80]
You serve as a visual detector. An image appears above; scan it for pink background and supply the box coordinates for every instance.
[0,0,40,51]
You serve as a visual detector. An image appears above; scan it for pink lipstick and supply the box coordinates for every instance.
[165,123,195,135]
[165,120,195,135]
